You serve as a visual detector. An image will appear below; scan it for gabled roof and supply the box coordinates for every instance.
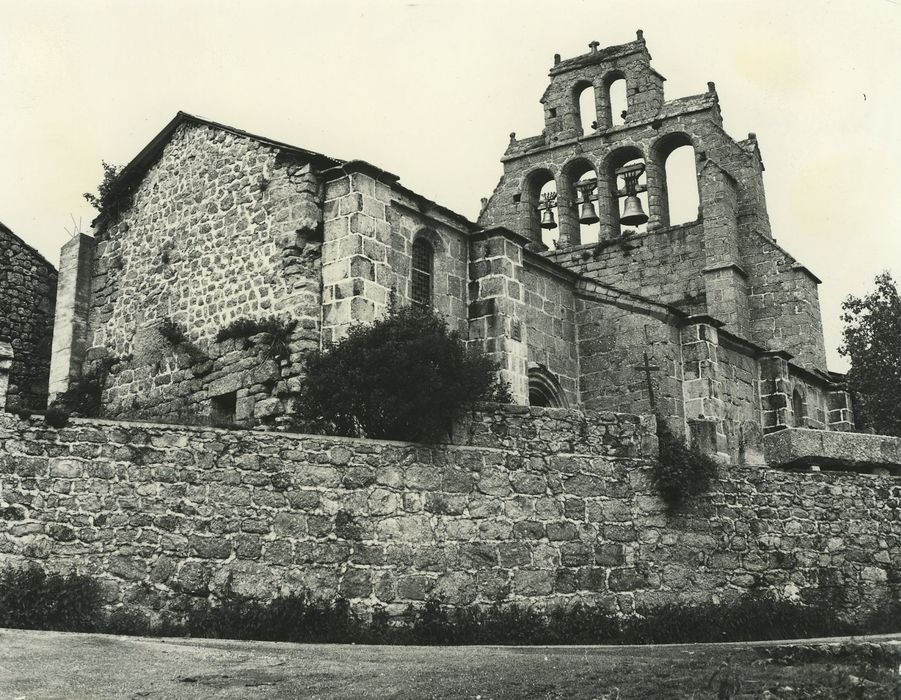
[96,111,346,225]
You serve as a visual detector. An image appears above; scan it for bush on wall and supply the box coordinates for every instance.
[294,302,510,442]
[654,416,718,510]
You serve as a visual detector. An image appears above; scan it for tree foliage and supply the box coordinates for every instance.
[294,303,510,442]
[839,272,901,437]
[83,161,124,214]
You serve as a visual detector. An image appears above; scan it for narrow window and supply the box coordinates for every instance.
[792,389,806,427]
[411,238,433,308]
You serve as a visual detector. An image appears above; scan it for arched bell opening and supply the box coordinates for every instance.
[561,158,601,246]
[605,73,628,128]
[528,365,567,408]
[574,81,599,136]
[650,132,700,228]
[522,168,557,248]
[604,146,648,239]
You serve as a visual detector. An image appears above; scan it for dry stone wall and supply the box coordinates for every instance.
[0,224,57,412]
[1,405,899,621]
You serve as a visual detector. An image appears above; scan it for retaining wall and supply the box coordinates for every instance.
[0,406,898,620]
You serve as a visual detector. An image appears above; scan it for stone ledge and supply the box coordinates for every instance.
[764,428,901,471]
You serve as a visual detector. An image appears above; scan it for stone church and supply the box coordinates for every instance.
[48,33,852,462]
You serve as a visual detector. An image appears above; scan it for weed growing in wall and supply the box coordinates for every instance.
[654,416,718,511]
[215,316,298,361]
[158,318,208,364]
[294,303,510,442]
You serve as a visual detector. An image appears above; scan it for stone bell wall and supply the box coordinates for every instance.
[0,405,899,621]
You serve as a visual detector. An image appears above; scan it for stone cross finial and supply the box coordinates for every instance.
[589,41,600,54]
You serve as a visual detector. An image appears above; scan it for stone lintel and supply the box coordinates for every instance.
[764,428,901,471]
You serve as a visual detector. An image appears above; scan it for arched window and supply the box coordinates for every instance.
[528,365,567,408]
[792,388,807,427]
[411,238,433,308]
[576,83,598,136]
[607,76,627,127]
[651,133,700,228]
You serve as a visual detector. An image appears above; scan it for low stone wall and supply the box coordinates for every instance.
[0,406,899,620]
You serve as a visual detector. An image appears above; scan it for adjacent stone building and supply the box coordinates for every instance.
[0,221,57,412]
[49,34,853,462]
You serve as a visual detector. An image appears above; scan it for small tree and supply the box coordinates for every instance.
[83,161,124,215]
[295,303,510,442]
[839,271,901,437]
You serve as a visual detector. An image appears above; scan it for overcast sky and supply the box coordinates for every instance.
[2,0,900,372]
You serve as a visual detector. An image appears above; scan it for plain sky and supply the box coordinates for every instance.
[2,0,900,372]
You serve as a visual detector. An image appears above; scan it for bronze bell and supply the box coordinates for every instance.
[620,195,648,226]
[578,200,599,225]
[540,207,558,230]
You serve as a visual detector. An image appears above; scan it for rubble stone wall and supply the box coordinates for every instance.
[1,405,898,620]
[86,123,323,425]
[0,224,57,412]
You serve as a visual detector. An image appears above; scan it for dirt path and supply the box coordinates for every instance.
[2,628,900,699]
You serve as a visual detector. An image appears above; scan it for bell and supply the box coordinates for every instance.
[540,207,558,230]
[578,200,599,225]
[620,195,648,226]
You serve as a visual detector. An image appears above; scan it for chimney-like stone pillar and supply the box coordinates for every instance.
[758,351,792,433]
[48,233,96,404]
[468,227,529,404]
[681,315,729,460]
[0,341,13,411]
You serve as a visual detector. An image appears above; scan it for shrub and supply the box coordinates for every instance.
[44,404,71,428]
[654,416,718,510]
[0,565,103,632]
[295,303,510,442]
[158,318,207,364]
[83,161,127,217]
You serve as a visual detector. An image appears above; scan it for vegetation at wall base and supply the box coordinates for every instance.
[294,302,510,442]
[2,564,898,646]
[840,271,901,437]
[653,415,718,510]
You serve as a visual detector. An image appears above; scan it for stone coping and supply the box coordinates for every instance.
[764,428,901,472]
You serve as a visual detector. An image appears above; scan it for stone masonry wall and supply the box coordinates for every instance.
[0,224,57,412]
[546,222,706,316]
[741,232,828,373]
[87,123,323,425]
[2,405,897,620]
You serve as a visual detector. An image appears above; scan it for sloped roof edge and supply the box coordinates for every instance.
[94,111,346,226]
[0,220,57,272]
